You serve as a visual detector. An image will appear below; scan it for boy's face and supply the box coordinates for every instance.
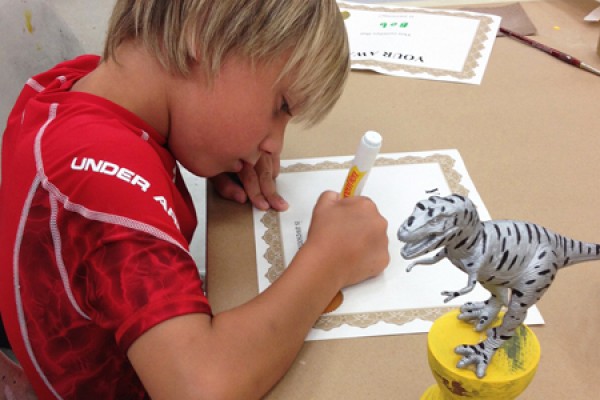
[165,54,296,178]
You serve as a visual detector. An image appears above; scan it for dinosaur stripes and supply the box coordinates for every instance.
[481,221,600,272]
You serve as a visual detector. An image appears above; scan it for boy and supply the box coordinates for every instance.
[0,1,390,399]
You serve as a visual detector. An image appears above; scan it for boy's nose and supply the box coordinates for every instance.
[260,124,286,155]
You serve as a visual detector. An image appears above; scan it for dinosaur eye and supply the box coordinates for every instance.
[430,216,443,224]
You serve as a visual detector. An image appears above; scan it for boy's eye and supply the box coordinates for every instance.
[280,98,292,117]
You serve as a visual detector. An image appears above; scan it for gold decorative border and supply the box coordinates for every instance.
[259,154,469,331]
[339,2,496,80]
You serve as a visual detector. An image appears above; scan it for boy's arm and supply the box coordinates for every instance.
[128,191,389,400]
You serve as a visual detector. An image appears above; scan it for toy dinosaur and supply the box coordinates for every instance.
[397,194,600,378]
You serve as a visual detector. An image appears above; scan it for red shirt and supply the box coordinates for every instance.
[0,55,211,399]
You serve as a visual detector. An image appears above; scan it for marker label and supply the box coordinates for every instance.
[342,166,367,198]
[340,131,382,198]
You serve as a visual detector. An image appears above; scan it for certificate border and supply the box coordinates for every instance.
[259,154,469,331]
[339,2,497,80]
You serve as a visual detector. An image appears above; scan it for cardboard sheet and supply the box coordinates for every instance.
[253,150,544,341]
[463,3,537,36]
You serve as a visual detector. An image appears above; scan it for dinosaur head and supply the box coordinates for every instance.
[397,194,478,259]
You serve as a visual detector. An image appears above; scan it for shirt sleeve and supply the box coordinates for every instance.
[74,222,212,353]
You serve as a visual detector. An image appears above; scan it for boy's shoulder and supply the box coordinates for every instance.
[32,55,101,89]
[39,105,189,240]
[5,55,101,129]
[41,98,177,201]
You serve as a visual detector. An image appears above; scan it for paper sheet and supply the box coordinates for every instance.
[585,1,600,22]
[339,2,501,84]
[253,149,544,341]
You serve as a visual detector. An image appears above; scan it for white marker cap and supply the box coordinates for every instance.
[362,130,382,149]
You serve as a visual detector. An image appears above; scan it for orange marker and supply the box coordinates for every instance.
[324,131,382,314]
[341,131,382,198]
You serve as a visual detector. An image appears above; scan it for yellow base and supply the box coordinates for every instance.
[421,384,446,399]
[423,310,540,400]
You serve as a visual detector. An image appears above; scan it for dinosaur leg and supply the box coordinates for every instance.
[441,271,478,303]
[457,285,508,331]
[455,294,529,378]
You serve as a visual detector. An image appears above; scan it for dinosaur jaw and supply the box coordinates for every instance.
[398,228,457,260]
[400,233,442,259]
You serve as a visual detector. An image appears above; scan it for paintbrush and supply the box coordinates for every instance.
[499,26,600,77]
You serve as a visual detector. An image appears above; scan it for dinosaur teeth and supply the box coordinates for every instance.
[401,234,438,258]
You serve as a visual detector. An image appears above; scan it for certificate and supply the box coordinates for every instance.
[339,2,501,84]
[253,150,544,341]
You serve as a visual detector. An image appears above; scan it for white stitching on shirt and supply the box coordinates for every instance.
[16,103,66,399]
[15,175,65,400]
[48,194,92,321]
[26,78,45,93]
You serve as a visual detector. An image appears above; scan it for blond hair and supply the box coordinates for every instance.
[104,0,349,125]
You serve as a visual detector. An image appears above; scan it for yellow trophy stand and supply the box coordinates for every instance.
[422,310,540,400]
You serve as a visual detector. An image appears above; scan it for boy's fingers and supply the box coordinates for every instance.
[317,190,340,204]
[271,153,281,179]
[238,162,270,210]
[257,157,288,211]
[240,158,288,211]
[210,156,288,211]
[210,174,247,204]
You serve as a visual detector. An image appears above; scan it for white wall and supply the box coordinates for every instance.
[0,1,108,127]
[0,0,206,274]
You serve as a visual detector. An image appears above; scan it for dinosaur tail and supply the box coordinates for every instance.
[557,235,600,268]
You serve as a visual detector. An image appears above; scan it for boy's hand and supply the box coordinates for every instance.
[210,152,289,211]
[303,191,390,288]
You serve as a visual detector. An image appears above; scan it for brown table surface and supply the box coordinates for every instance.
[206,1,600,398]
